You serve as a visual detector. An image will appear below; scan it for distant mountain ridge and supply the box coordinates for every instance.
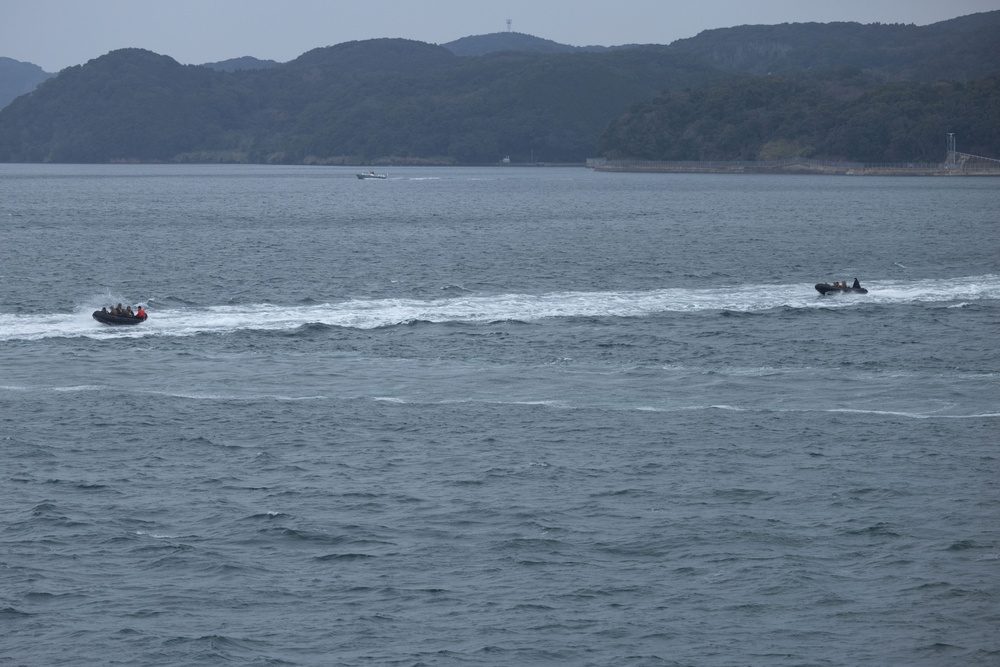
[441,32,616,56]
[0,31,620,107]
[201,56,280,72]
[1,11,997,164]
[0,57,54,109]
[5,10,997,104]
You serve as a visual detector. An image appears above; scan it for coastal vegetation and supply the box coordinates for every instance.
[0,11,997,164]
[598,71,1000,162]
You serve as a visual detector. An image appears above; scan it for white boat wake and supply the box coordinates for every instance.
[1,275,997,341]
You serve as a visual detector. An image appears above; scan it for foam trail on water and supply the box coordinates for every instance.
[1,275,997,342]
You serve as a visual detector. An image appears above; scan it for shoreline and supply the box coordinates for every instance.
[587,157,1000,176]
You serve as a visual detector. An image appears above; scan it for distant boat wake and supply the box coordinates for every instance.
[2,275,997,341]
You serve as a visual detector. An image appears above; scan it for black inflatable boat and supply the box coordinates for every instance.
[815,283,868,295]
[93,311,147,325]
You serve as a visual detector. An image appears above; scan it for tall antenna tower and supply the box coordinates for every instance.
[946,133,956,167]
[506,19,512,32]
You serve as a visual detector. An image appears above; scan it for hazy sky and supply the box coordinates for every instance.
[3,0,998,72]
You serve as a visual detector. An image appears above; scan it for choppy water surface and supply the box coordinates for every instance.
[2,165,998,666]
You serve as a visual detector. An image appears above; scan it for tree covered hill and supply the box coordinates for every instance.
[597,70,1000,162]
[664,11,1000,82]
[0,49,249,162]
[0,40,718,164]
[0,11,998,164]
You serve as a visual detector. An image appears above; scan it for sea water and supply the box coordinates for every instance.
[1,165,998,666]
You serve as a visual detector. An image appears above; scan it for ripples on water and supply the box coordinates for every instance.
[2,166,998,666]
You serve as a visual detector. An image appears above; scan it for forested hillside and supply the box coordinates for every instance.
[0,40,717,163]
[665,12,1000,82]
[0,12,997,164]
[597,71,1000,162]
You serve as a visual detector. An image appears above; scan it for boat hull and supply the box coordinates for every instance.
[815,283,868,295]
[93,311,147,325]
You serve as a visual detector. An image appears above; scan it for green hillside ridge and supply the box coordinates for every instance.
[665,11,1000,82]
[597,70,1000,162]
[0,12,997,164]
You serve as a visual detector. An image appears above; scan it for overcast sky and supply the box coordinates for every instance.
[3,0,998,72]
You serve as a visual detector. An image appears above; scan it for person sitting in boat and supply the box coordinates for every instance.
[136,306,146,319]
[101,307,109,314]
[852,278,861,289]
[125,306,134,316]
[115,303,124,315]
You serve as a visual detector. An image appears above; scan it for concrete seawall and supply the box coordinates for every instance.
[588,158,1000,176]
